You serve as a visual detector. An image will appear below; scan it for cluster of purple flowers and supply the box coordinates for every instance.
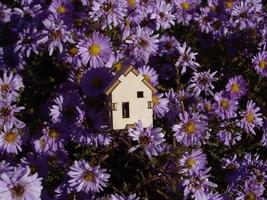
[0,0,266,199]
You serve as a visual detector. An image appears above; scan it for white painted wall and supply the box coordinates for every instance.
[111,71,153,130]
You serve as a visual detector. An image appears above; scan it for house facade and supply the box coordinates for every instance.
[104,66,157,130]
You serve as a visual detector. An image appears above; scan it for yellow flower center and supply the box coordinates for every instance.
[184,121,196,134]
[185,158,196,169]
[245,192,256,200]
[139,38,149,48]
[259,60,266,69]
[220,99,229,109]
[83,171,95,182]
[224,1,234,9]
[1,107,11,119]
[88,44,101,56]
[245,113,255,123]
[11,184,25,198]
[143,74,151,82]
[128,0,136,8]
[51,30,62,40]
[4,131,17,143]
[181,2,190,10]
[113,62,122,72]
[231,83,240,93]
[205,103,212,112]
[139,135,151,146]
[48,129,59,139]
[152,95,160,105]
[1,84,10,93]
[69,47,78,57]
[56,5,66,14]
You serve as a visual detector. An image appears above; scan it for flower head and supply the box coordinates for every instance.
[252,49,267,77]
[214,91,238,119]
[239,100,263,134]
[225,75,247,99]
[128,120,165,158]
[138,65,158,86]
[0,72,23,102]
[0,166,43,200]
[188,70,217,96]
[172,111,209,147]
[68,160,110,193]
[78,32,112,68]
[175,42,200,74]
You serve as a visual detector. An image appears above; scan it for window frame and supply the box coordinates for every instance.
[137,91,144,98]
[122,102,130,118]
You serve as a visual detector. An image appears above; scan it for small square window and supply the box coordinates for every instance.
[148,101,153,109]
[137,91,144,98]
[112,103,117,111]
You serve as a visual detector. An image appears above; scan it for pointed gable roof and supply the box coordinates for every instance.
[103,65,157,96]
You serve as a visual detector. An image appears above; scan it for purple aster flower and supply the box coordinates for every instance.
[238,100,263,135]
[0,3,12,23]
[188,70,217,96]
[174,0,201,25]
[0,124,22,154]
[68,160,110,193]
[138,65,158,86]
[197,99,215,114]
[179,149,207,175]
[61,44,82,68]
[40,124,66,154]
[158,35,180,57]
[150,1,175,30]
[0,166,43,200]
[0,71,24,102]
[14,27,40,58]
[128,120,165,159]
[172,111,209,147]
[175,42,200,74]
[217,121,242,146]
[49,91,82,127]
[78,32,113,68]
[110,193,140,200]
[125,27,159,64]
[89,0,127,29]
[152,93,169,118]
[252,49,267,77]
[33,136,49,155]
[80,68,112,97]
[48,0,72,18]
[236,179,265,200]
[231,1,261,30]
[182,168,217,200]
[239,153,267,184]
[37,15,74,56]
[214,91,238,119]
[208,17,229,38]
[13,3,42,19]
[225,75,247,99]
[194,7,212,34]
[0,101,25,128]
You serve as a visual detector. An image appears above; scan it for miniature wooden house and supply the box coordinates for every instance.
[104,65,157,130]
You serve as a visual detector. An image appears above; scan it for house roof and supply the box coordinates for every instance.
[103,65,158,96]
